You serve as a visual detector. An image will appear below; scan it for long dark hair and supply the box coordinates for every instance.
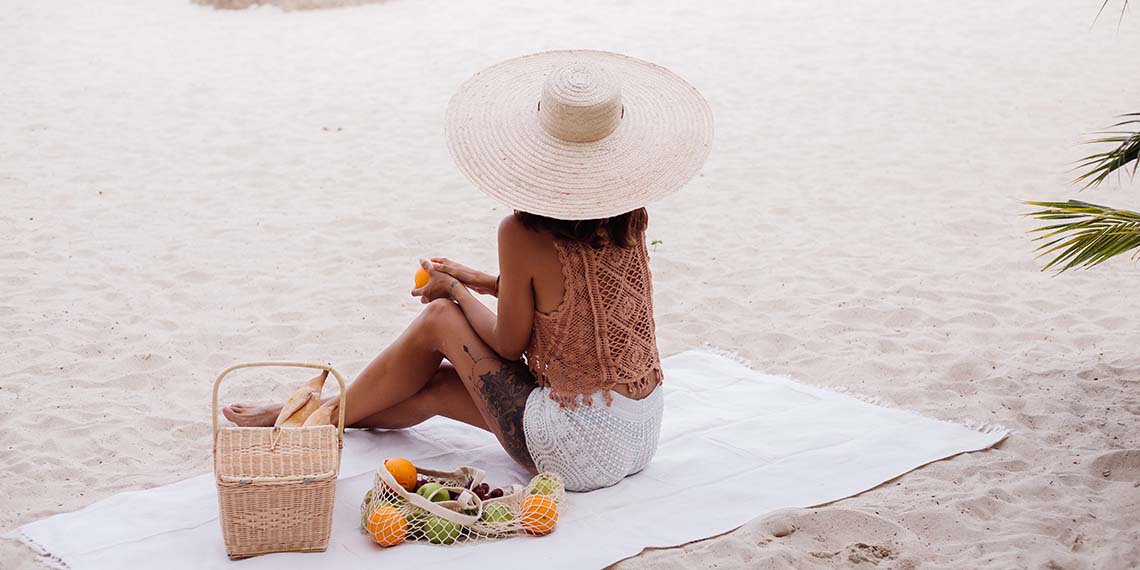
[514,208,648,248]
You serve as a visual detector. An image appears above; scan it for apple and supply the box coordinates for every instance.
[359,490,375,529]
[405,509,428,534]
[417,482,450,502]
[480,502,515,523]
[423,515,462,544]
[528,474,559,495]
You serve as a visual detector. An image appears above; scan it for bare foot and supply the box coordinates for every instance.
[223,403,282,427]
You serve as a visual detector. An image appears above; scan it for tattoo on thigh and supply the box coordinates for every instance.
[475,361,536,471]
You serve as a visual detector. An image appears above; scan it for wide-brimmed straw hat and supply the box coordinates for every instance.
[445,50,714,220]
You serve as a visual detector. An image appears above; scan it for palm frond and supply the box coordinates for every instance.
[1073,114,1140,189]
[1094,0,1131,27]
[1025,200,1140,272]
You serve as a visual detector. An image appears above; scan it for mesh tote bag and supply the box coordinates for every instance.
[362,463,567,546]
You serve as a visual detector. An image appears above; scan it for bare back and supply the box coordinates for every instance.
[524,230,567,316]
[508,221,660,402]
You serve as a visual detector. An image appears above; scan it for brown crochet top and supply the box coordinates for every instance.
[524,232,663,409]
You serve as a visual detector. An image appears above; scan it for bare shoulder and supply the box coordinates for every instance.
[497,213,527,238]
[497,214,562,292]
[497,214,548,251]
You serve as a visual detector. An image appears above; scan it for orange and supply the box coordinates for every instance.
[414,267,430,288]
[384,457,418,491]
[366,506,408,547]
[519,494,558,536]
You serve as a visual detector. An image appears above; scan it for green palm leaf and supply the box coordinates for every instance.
[1094,0,1131,27]
[1025,3,1136,273]
[1025,200,1140,272]
[1072,114,1140,189]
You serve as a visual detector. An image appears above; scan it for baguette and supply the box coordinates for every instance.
[301,400,336,427]
[273,370,328,427]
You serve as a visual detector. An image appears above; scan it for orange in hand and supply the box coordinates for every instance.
[519,494,558,535]
[414,267,430,288]
[384,457,418,491]
[366,506,408,547]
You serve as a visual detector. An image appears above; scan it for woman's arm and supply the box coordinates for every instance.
[454,217,534,359]
[430,257,499,297]
[411,216,535,360]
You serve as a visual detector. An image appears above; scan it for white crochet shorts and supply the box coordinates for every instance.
[523,385,664,492]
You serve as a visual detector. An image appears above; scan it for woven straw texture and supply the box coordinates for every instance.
[445,50,713,220]
[362,465,566,546]
[212,362,347,558]
[526,232,663,408]
[215,427,339,481]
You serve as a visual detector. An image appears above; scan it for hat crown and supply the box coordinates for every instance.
[538,63,622,143]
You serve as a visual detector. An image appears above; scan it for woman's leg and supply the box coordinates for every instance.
[372,300,537,472]
[350,364,486,430]
[223,303,451,427]
[226,365,485,430]
[225,299,537,472]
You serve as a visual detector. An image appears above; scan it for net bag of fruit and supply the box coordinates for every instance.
[212,362,348,558]
[361,460,566,547]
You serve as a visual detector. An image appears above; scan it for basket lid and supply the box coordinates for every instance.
[215,426,340,482]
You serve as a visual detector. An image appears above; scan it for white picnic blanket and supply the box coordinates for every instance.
[9,350,1009,569]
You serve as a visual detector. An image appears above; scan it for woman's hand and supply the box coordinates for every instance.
[430,257,499,296]
[410,259,462,303]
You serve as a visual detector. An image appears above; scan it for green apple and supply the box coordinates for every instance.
[359,490,374,529]
[405,509,428,535]
[423,515,462,544]
[417,482,450,502]
[480,502,515,523]
[528,474,559,495]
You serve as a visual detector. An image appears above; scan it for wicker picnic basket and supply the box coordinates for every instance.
[211,362,348,558]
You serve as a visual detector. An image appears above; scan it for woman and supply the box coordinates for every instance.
[225,50,713,491]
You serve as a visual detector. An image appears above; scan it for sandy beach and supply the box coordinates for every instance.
[3,0,1140,568]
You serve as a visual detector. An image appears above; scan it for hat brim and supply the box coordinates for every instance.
[445,50,713,220]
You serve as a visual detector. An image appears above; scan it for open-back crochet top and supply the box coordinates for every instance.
[524,232,663,409]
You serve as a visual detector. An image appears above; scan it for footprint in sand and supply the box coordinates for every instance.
[610,507,923,570]
[755,507,927,568]
[1089,449,1140,482]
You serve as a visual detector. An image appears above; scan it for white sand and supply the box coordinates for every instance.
[2,0,1140,568]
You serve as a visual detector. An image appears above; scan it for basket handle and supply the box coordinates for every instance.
[211,362,349,448]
